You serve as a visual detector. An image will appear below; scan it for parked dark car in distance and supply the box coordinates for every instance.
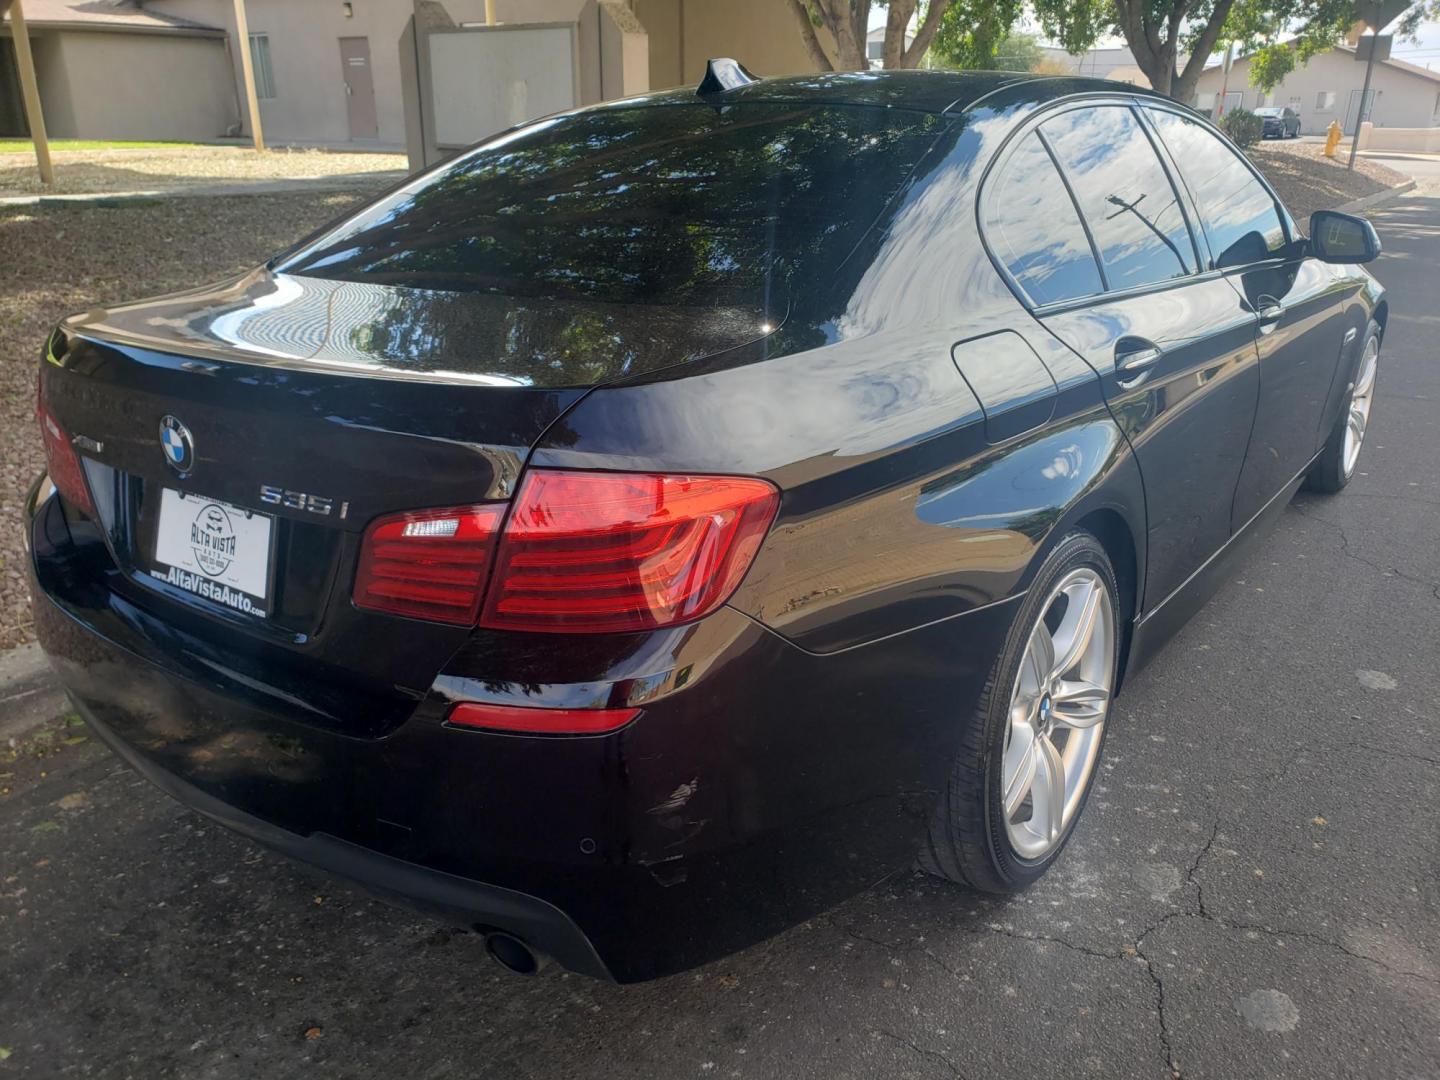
[1256,105,1302,138]
[27,66,1385,982]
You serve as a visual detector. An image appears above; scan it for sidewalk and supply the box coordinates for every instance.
[0,171,406,208]
[0,643,66,745]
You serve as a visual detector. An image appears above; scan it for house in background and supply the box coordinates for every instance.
[2,0,832,147]
[863,25,913,69]
[0,0,236,140]
[1190,41,1440,134]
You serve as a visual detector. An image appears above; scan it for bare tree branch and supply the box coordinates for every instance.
[786,0,835,71]
[1175,0,1239,99]
[902,0,956,67]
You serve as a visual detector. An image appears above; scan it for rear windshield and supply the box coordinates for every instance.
[280,104,946,311]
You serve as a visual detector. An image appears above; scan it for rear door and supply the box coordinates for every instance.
[986,101,1261,609]
[1142,105,1358,527]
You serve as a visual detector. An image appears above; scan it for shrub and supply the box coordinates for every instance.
[1221,109,1264,149]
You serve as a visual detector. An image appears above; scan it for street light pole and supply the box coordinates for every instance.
[6,0,54,185]
[1347,35,1378,170]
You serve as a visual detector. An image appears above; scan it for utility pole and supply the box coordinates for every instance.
[232,0,265,150]
[6,0,54,185]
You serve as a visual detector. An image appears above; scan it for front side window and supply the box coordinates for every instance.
[1145,107,1287,269]
[982,132,1104,307]
[1040,106,1196,292]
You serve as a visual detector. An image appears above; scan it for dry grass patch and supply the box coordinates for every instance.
[1249,140,1409,221]
[0,146,406,197]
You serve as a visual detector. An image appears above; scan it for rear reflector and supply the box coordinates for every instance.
[35,380,94,516]
[354,505,505,625]
[481,470,780,633]
[446,701,641,735]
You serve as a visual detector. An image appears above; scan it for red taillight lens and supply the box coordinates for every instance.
[481,470,779,633]
[35,382,94,516]
[353,505,504,625]
[446,702,641,735]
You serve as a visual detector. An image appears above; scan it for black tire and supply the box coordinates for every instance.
[1304,319,1380,495]
[919,532,1120,893]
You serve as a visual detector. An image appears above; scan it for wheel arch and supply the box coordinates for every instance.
[1070,507,1140,693]
[1015,438,1147,695]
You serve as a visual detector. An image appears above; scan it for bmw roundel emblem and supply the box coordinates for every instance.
[159,415,195,474]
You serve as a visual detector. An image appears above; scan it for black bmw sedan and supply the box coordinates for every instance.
[27,67,1384,982]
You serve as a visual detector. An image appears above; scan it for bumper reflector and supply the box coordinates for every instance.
[445,702,641,735]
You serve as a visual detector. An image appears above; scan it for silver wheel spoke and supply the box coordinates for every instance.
[1034,735,1066,843]
[1002,718,1038,819]
[1027,623,1055,688]
[1050,679,1110,730]
[1050,578,1102,679]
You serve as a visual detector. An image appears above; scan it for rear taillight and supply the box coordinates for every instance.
[35,378,94,516]
[481,470,779,633]
[353,470,779,633]
[353,505,505,625]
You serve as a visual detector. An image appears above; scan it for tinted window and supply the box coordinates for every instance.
[281,105,945,310]
[1145,107,1287,269]
[983,132,1104,306]
[1040,106,1196,291]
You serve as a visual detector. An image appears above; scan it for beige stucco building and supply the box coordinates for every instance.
[0,0,236,140]
[2,0,833,146]
[1190,43,1440,135]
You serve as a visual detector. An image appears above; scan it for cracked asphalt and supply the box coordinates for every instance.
[2,192,1437,1079]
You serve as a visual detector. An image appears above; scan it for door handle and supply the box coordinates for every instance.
[1114,341,1162,386]
[1254,296,1285,326]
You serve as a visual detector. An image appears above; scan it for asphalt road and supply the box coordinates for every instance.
[2,192,1437,1080]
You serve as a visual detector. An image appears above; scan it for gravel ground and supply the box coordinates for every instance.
[0,191,368,648]
[0,147,405,197]
[1249,139,1408,221]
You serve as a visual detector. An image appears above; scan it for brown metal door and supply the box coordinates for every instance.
[339,37,378,140]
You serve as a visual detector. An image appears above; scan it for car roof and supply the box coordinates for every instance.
[605,69,1170,117]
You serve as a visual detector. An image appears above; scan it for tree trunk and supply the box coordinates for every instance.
[812,0,868,70]
[883,0,913,69]
[1115,0,1237,101]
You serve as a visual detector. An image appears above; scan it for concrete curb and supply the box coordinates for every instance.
[0,172,406,209]
[1334,178,1417,215]
[0,642,68,745]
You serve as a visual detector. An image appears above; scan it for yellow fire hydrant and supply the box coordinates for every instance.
[1324,119,1343,158]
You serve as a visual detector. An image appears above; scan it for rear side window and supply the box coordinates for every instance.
[982,132,1104,306]
[1144,107,1287,269]
[1040,106,1196,291]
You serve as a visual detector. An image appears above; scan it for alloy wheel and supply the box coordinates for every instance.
[1001,567,1115,860]
[1343,335,1378,478]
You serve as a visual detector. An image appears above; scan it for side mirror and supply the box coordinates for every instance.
[1308,210,1381,264]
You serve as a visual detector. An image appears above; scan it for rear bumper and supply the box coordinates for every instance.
[28,478,1018,980]
[76,696,613,978]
